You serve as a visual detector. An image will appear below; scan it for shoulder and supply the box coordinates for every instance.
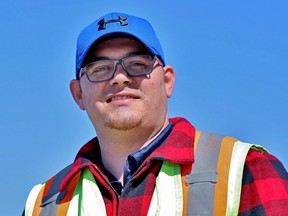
[239,149,288,214]
[26,163,74,205]
[243,149,288,183]
[42,163,74,197]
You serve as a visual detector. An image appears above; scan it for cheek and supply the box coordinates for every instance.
[81,87,102,111]
[143,78,167,104]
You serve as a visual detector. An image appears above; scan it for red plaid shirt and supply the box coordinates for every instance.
[239,149,288,215]
[47,117,288,215]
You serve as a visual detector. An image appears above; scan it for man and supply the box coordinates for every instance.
[24,12,288,215]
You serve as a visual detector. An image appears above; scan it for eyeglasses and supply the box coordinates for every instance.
[79,55,158,82]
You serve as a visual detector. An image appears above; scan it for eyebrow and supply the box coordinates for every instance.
[88,51,152,62]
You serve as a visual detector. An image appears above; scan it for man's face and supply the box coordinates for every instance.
[70,37,175,133]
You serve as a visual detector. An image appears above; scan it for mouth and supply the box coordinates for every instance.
[107,94,139,103]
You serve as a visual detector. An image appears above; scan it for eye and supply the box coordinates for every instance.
[126,60,147,69]
[88,63,113,74]
[125,56,151,70]
[92,66,110,73]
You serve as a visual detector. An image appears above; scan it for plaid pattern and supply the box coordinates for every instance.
[239,149,288,215]
[24,117,288,215]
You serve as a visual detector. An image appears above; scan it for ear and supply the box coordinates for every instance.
[163,65,175,98]
[70,79,86,110]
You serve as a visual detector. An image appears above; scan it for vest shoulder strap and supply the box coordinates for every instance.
[186,131,264,216]
[186,131,225,215]
[25,163,74,215]
[41,163,74,206]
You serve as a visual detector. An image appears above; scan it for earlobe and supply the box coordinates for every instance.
[163,66,176,98]
[70,79,86,110]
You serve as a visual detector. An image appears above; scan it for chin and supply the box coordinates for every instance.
[104,115,142,131]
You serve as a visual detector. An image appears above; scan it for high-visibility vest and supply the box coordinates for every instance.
[185,131,266,216]
[24,131,265,215]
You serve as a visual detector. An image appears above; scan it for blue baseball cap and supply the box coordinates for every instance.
[75,12,165,79]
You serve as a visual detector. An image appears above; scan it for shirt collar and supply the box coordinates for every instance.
[60,117,195,192]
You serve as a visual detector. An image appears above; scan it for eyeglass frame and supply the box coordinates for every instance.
[78,54,162,83]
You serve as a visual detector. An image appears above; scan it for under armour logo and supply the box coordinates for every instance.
[98,16,128,30]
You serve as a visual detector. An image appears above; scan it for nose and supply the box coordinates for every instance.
[109,63,132,86]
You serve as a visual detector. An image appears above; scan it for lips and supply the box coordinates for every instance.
[106,94,139,103]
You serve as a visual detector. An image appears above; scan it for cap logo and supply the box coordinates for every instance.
[98,16,128,30]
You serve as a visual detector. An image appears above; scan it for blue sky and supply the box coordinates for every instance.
[1,1,287,215]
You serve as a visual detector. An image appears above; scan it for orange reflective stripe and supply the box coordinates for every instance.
[181,163,192,215]
[194,131,201,153]
[56,201,70,216]
[32,185,45,216]
[214,136,237,215]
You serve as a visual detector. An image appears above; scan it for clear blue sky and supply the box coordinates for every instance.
[1,1,287,215]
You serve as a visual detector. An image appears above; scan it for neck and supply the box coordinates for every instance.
[96,119,169,183]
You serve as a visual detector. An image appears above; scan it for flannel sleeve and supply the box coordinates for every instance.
[239,149,288,215]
